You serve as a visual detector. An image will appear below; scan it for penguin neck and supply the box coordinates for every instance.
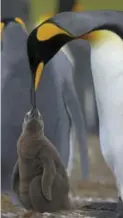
[88,30,123,129]
[85,29,122,46]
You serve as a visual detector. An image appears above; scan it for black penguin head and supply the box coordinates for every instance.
[1,17,26,51]
[1,17,26,33]
[27,20,73,91]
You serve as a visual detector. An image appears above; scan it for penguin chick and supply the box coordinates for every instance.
[12,108,70,213]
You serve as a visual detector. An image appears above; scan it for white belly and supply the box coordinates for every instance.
[90,30,123,199]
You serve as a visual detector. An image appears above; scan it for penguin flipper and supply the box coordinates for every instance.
[63,79,89,179]
[11,160,20,193]
[41,157,56,201]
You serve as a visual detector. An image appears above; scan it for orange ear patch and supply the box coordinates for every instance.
[15,17,26,28]
[80,30,116,45]
[0,22,5,33]
[36,22,72,41]
[35,62,44,90]
[80,31,100,41]
[78,30,104,44]
[72,2,83,12]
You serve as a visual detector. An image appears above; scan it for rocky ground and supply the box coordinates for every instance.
[1,135,118,217]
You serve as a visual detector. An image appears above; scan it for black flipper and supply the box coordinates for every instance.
[11,160,19,194]
[41,158,56,201]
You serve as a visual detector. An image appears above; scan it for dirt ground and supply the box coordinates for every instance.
[1,135,118,218]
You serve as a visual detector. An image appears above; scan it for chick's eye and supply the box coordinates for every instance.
[25,112,30,120]
[25,114,29,119]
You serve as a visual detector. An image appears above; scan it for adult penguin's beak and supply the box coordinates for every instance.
[34,61,44,90]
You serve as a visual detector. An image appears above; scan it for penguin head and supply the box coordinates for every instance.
[1,17,26,33]
[27,10,123,91]
[27,2,84,91]
[27,21,73,90]
[29,1,84,90]
[23,108,44,134]
[1,17,27,51]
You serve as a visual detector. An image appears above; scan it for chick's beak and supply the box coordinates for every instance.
[30,107,41,120]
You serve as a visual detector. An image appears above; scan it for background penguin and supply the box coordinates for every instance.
[12,108,70,213]
[1,20,31,197]
[27,10,123,216]
[1,18,88,199]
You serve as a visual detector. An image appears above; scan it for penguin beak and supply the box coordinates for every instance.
[24,108,43,132]
[35,62,44,90]
[30,107,42,120]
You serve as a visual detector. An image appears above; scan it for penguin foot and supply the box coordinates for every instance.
[116,197,123,218]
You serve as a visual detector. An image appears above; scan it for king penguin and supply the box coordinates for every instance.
[27,9,123,215]
[32,0,98,134]
[1,17,89,200]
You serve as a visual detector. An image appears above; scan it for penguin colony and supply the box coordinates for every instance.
[1,9,123,216]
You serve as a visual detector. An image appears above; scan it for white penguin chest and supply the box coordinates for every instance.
[90,30,123,166]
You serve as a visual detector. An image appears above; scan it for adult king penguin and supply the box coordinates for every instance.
[27,10,123,216]
[30,0,90,179]
[1,18,30,196]
[1,17,88,200]
[32,0,98,134]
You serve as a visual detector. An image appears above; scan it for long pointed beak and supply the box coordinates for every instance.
[35,62,44,90]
